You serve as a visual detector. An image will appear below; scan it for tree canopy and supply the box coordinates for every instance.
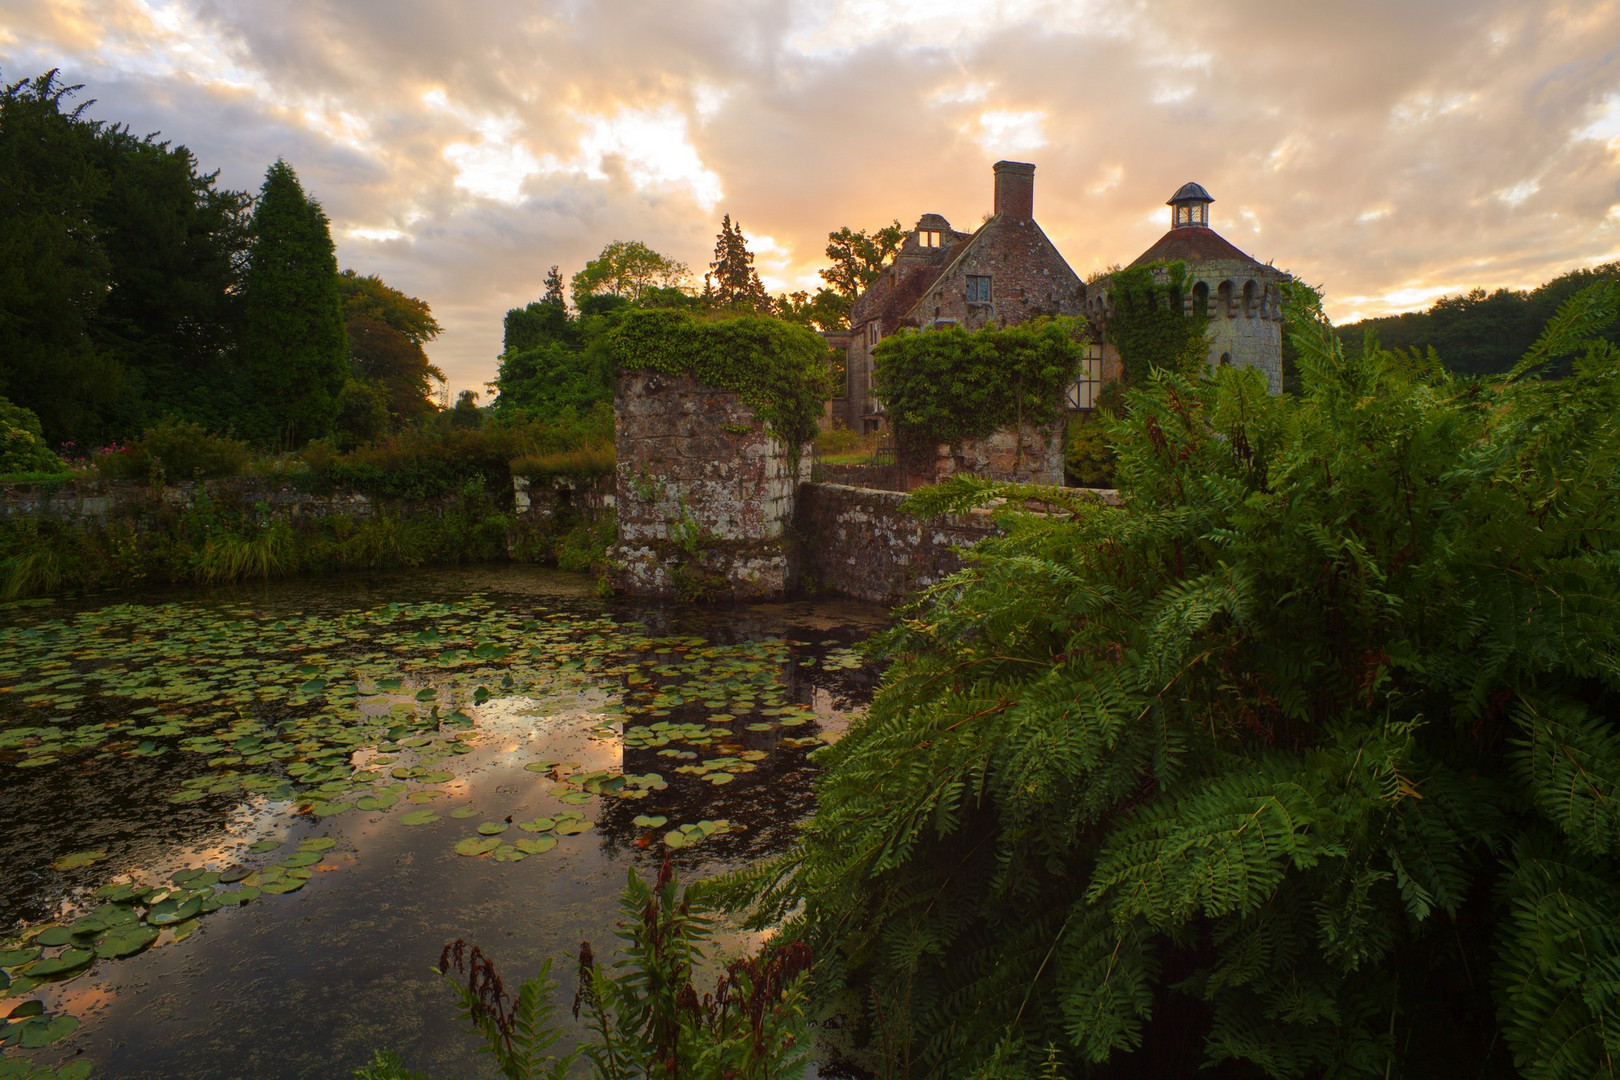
[239,160,348,447]
[821,220,905,297]
[569,240,689,305]
[703,214,771,312]
[338,269,444,427]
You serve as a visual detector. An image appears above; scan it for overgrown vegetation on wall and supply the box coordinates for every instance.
[604,308,835,456]
[736,281,1620,1079]
[1102,261,1211,386]
[870,316,1086,450]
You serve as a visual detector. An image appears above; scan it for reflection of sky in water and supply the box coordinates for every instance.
[0,566,883,1079]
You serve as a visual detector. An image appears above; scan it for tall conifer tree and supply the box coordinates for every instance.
[241,159,346,446]
[704,215,771,312]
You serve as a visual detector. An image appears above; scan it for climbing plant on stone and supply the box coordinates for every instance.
[870,316,1086,451]
[603,308,834,462]
[1104,261,1210,386]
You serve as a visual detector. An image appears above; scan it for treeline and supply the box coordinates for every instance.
[0,71,441,451]
[1337,262,1620,376]
[489,217,902,418]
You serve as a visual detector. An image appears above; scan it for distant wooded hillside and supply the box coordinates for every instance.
[1335,262,1620,376]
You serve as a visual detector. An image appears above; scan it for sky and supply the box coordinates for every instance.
[4,0,1619,398]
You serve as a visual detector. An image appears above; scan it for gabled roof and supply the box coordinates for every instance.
[1127,225,1269,269]
[850,231,974,331]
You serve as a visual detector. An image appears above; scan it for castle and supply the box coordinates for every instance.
[831,163,1290,431]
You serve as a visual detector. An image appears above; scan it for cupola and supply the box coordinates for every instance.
[1167,181,1213,229]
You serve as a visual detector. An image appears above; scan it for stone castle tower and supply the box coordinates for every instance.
[1082,183,1289,395]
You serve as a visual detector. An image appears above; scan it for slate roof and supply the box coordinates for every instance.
[1167,181,1214,204]
[1127,225,1270,269]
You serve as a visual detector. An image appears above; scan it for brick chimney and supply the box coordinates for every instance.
[993,160,1035,221]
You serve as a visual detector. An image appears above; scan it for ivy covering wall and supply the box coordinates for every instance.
[870,317,1086,448]
[603,308,834,456]
[1104,261,1210,386]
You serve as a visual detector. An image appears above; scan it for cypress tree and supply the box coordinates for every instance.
[241,159,346,447]
[704,215,771,312]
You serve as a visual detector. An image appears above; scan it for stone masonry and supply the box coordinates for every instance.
[610,369,809,601]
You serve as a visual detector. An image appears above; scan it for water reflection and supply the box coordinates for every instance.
[0,566,883,1079]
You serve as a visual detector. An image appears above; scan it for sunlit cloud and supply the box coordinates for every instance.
[571,106,723,209]
[1498,179,1540,207]
[974,108,1047,154]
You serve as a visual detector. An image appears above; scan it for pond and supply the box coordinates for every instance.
[0,565,885,1079]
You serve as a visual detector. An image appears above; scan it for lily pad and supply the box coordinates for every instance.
[476,821,509,836]
[518,816,557,833]
[632,815,668,828]
[260,878,305,895]
[449,806,479,819]
[50,850,107,871]
[32,928,73,948]
[95,925,159,959]
[400,810,440,826]
[514,835,557,855]
[22,948,94,980]
[145,897,203,926]
[454,837,501,857]
[0,948,42,969]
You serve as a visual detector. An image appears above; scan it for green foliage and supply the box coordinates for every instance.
[571,240,690,305]
[821,221,906,297]
[241,159,348,447]
[1062,415,1116,487]
[575,858,813,1080]
[367,860,812,1080]
[338,269,444,427]
[740,280,1620,1078]
[704,214,772,312]
[605,308,835,458]
[87,417,250,482]
[775,287,850,333]
[0,397,69,477]
[494,340,613,418]
[1339,263,1620,378]
[871,318,1085,449]
[1103,262,1210,386]
[351,1050,432,1080]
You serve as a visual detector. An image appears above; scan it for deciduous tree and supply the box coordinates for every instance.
[820,220,904,297]
[569,241,688,305]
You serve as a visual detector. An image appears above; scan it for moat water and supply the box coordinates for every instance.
[0,565,884,1079]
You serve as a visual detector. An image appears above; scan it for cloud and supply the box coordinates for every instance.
[4,0,1618,391]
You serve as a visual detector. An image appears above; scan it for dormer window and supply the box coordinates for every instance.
[919,229,942,248]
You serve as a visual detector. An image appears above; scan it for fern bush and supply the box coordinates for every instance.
[739,281,1620,1078]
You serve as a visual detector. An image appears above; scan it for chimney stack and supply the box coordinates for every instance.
[993,160,1035,221]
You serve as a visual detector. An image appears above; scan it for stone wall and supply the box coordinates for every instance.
[897,419,1066,489]
[793,482,999,605]
[610,369,809,601]
[0,476,390,523]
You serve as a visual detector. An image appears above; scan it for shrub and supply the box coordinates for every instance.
[1062,414,1116,487]
[741,281,1620,1078]
[91,417,250,482]
[0,397,70,478]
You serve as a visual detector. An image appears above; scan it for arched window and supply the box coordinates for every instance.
[1242,280,1258,318]
[1192,281,1210,318]
[1217,280,1234,318]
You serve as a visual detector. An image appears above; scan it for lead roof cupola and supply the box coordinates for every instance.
[1167,181,1213,229]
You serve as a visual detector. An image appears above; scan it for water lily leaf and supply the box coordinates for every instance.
[3,1000,43,1020]
[95,925,159,959]
[145,897,203,926]
[518,817,557,833]
[706,773,735,785]
[50,850,107,871]
[490,844,526,863]
[476,822,509,836]
[454,837,501,857]
[214,886,260,906]
[414,688,438,702]
[514,835,556,855]
[400,810,439,826]
[0,948,41,969]
[663,830,689,849]
[281,851,322,868]
[449,806,479,819]
[300,837,336,851]
[32,928,73,948]
[415,771,453,784]
[555,820,592,836]
[260,878,305,894]
[94,884,143,902]
[632,815,668,828]
[247,840,282,854]
[19,1013,79,1048]
[22,949,93,980]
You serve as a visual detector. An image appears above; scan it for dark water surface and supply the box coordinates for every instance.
[0,566,884,1079]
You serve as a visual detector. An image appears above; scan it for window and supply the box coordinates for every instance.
[919,229,942,248]
[1067,343,1104,410]
[867,323,881,346]
[966,275,992,303]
